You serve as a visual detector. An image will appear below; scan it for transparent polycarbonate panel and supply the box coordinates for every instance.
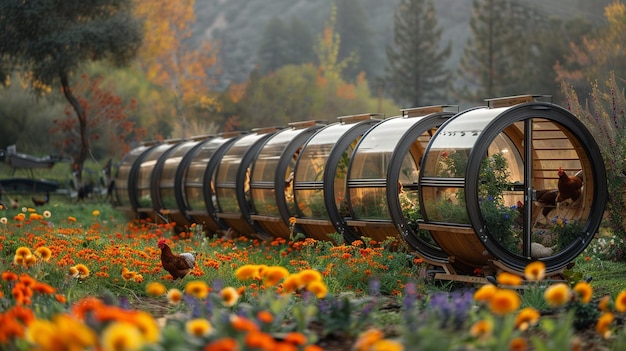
[217,134,262,184]
[185,187,205,210]
[295,123,352,183]
[297,188,328,218]
[252,129,300,183]
[349,117,415,180]
[217,187,239,212]
[349,187,390,220]
[135,144,172,208]
[251,188,280,216]
[186,137,230,184]
[421,186,469,224]
[115,146,149,205]
[423,108,499,177]
[161,141,198,183]
[478,132,525,253]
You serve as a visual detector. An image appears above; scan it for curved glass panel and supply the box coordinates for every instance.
[184,136,232,211]
[349,117,421,220]
[135,143,176,208]
[420,109,501,224]
[294,123,354,219]
[251,129,301,216]
[478,132,524,253]
[159,141,199,209]
[115,145,149,207]
[216,133,266,213]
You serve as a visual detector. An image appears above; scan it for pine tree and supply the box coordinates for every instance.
[385,0,451,107]
[455,0,547,103]
[257,17,290,74]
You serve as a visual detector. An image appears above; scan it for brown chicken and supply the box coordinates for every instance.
[556,167,583,203]
[158,238,197,279]
[32,192,49,206]
[535,189,558,217]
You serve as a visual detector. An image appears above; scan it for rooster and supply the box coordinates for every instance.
[556,167,583,203]
[158,238,197,279]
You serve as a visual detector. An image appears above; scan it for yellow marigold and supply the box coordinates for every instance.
[145,282,167,297]
[52,314,99,349]
[614,290,626,312]
[167,289,183,305]
[132,311,159,343]
[354,328,384,351]
[306,280,328,299]
[573,281,593,304]
[596,312,614,339]
[262,266,290,287]
[489,289,521,316]
[515,307,540,331]
[496,272,523,287]
[544,283,571,308]
[185,280,209,299]
[27,207,36,213]
[92,210,100,216]
[509,337,528,351]
[34,246,52,261]
[220,286,240,307]
[474,284,498,303]
[122,270,137,281]
[73,264,90,279]
[524,261,546,281]
[15,247,32,258]
[298,269,323,285]
[289,217,297,225]
[101,321,143,351]
[371,339,404,351]
[282,274,304,293]
[186,318,212,337]
[470,319,493,339]
[235,264,262,280]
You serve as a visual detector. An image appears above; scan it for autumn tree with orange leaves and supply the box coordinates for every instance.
[133,0,219,138]
[50,74,146,167]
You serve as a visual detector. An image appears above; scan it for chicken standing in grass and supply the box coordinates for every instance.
[158,238,197,279]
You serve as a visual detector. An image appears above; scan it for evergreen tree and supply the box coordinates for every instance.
[455,0,547,103]
[258,17,290,74]
[286,18,315,66]
[385,0,451,107]
[335,0,377,82]
[257,17,315,75]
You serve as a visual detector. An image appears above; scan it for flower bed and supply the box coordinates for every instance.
[1,205,626,350]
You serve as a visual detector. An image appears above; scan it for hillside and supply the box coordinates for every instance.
[192,0,611,88]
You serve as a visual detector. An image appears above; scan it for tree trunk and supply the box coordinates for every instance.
[60,70,88,190]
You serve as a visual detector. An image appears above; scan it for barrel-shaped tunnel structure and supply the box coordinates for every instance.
[113,95,607,278]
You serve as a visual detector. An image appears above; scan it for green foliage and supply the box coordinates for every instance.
[563,73,626,259]
[386,0,451,107]
[236,64,398,130]
[455,0,550,102]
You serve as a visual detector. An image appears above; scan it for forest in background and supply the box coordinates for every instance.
[0,0,621,175]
